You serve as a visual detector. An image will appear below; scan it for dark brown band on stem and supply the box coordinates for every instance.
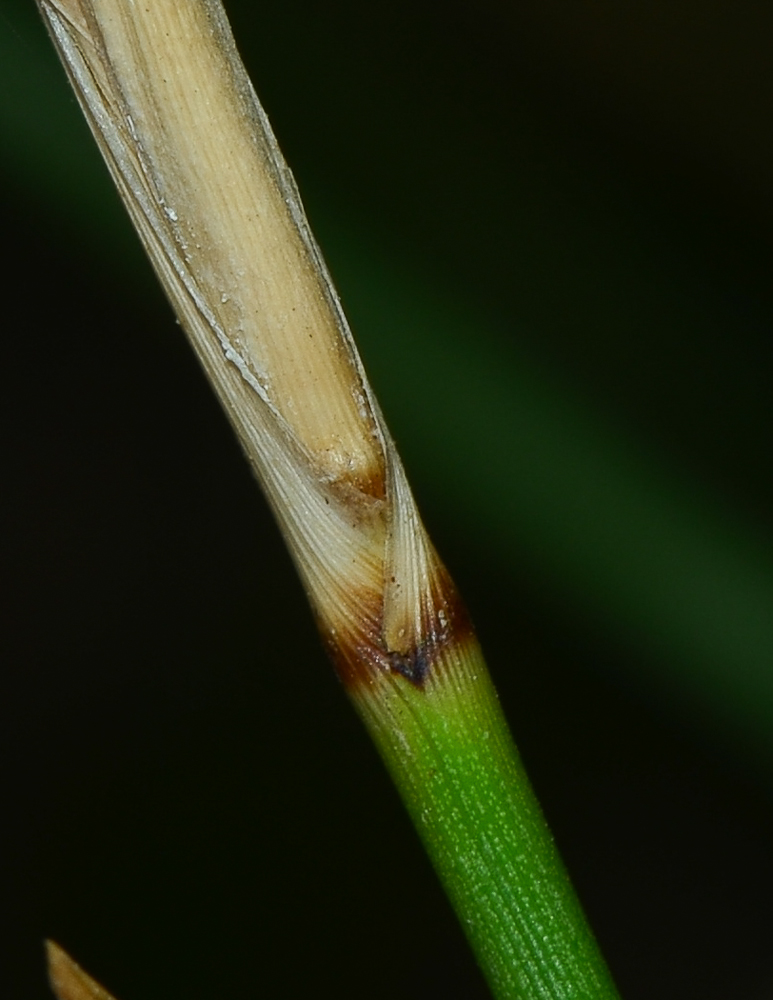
[319,563,476,693]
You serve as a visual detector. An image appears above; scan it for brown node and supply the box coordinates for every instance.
[320,563,476,693]
[387,648,430,686]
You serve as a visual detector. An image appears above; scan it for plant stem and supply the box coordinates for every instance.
[36,0,620,995]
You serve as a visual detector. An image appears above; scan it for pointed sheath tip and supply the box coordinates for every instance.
[46,941,119,1000]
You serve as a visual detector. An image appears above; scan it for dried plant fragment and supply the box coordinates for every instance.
[47,942,120,1000]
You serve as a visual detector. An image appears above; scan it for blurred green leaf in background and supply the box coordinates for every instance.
[2,1,773,998]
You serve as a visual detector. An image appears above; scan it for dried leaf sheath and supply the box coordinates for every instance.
[38,0,461,688]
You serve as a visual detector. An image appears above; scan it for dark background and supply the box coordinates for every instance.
[3,1,773,997]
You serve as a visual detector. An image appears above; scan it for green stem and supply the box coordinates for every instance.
[352,633,620,1000]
